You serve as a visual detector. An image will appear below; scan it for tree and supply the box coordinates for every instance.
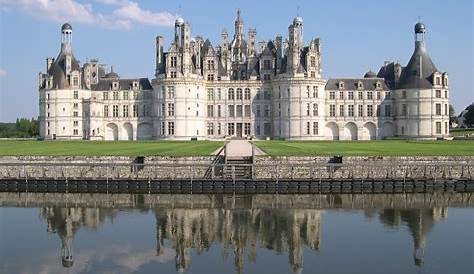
[464,103,474,128]
[449,104,456,126]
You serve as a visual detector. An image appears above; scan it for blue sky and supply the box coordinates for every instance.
[0,0,472,122]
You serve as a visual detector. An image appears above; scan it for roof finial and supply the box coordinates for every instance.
[237,8,241,20]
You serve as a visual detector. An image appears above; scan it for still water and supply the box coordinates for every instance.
[0,193,473,274]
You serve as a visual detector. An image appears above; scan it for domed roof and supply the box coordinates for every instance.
[61,23,72,31]
[62,257,74,268]
[293,16,303,25]
[415,22,426,33]
[175,17,185,26]
[104,66,119,79]
[364,70,377,78]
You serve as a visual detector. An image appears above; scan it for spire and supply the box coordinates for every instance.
[234,8,244,38]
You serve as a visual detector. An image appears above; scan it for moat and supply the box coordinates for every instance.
[0,193,472,274]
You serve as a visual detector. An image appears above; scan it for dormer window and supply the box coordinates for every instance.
[112,81,118,90]
[436,77,441,85]
[338,82,344,89]
[376,82,381,89]
[357,82,363,89]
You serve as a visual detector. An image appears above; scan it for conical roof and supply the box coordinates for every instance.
[398,41,438,89]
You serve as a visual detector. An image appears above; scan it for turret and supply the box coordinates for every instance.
[248,28,256,56]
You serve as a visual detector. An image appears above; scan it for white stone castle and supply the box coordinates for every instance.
[39,11,450,140]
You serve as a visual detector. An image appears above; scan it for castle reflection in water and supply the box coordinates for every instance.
[31,194,455,273]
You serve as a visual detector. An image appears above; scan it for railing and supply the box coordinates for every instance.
[0,161,473,181]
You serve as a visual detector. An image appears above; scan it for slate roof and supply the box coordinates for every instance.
[91,78,152,91]
[47,52,81,89]
[325,78,389,91]
[397,41,438,89]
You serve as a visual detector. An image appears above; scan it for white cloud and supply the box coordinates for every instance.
[0,0,175,30]
[0,69,6,77]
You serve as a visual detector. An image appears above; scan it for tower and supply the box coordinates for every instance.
[288,17,303,74]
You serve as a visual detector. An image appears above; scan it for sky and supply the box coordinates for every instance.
[0,0,472,122]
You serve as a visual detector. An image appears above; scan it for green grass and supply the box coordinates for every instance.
[450,128,474,137]
[256,140,474,156]
[0,140,224,156]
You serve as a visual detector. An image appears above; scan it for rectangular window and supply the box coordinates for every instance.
[436,103,441,115]
[228,89,234,100]
[313,122,318,135]
[313,103,318,116]
[104,105,109,117]
[168,86,175,99]
[263,59,271,70]
[113,105,119,117]
[207,74,214,81]
[133,91,138,99]
[73,77,78,86]
[73,121,78,126]
[263,74,271,80]
[244,105,251,117]
[256,123,261,135]
[436,121,441,134]
[377,92,381,100]
[73,129,78,135]
[73,111,78,117]
[263,89,271,100]
[339,91,344,100]
[329,104,336,117]
[207,123,214,135]
[228,123,235,135]
[358,91,363,100]
[236,88,243,100]
[445,104,448,116]
[256,105,261,117]
[385,105,391,117]
[73,90,78,99]
[123,105,129,117]
[133,104,138,117]
[402,104,407,116]
[310,56,316,67]
[444,90,448,98]
[168,103,175,116]
[228,105,235,117]
[170,71,177,78]
[436,90,441,98]
[329,91,335,100]
[207,88,214,100]
[113,91,119,100]
[445,122,448,134]
[244,88,251,100]
[339,105,344,116]
[207,60,215,70]
[348,91,354,100]
[313,86,318,98]
[123,91,129,100]
[170,56,177,68]
[236,105,243,117]
[307,103,311,116]
[367,92,373,100]
[217,105,221,117]
[264,123,271,135]
[73,103,78,109]
[168,122,175,135]
[244,123,251,136]
[217,123,221,135]
[358,105,363,116]
[367,105,374,117]
[217,89,222,100]
[436,77,441,85]
[207,105,214,117]
[348,105,354,117]
[306,121,311,135]
[103,92,109,100]
[255,89,261,100]
[264,105,270,117]
[160,122,165,135]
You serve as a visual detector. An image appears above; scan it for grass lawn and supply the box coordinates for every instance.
[450,128,474,137]
[0,140,224,156]
[255,140,474,156]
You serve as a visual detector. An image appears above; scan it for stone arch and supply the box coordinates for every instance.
[381,122,395,139]
[325,122,339,140]
[362,122,377,140]
[344,122,358,140]
[105,123,118,141]
[137,123,152,140]
[122,123,133,140]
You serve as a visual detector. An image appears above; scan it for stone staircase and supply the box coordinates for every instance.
[224,156,253,179]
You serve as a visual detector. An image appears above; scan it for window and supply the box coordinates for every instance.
[264,74,271,80]
[113,91,119,100]
[264,105,270,117]
[236,88,243,100]
[436,90,441,98]
[339,92,344,100]
[207,123,214,135]
[329,91,335,100]
[104,105,109,117]
[306,121,311,135]
[445,104,448,116]
[358,91,363,100]
[311,71,316,78]
[244,123,251,135]
[244,88,251,100]
[339,105,344,116]
[217,89,222,100]
[207,88,214,100]
[236,105,243,117]
[160,103,165,117]
[436,121,441,134]
[73,111,78,117]
[133,104,138,117]
[358,105,363,116]
[377,92,381,100]
[348,91,354,100]
[263,89,271,100]
[445,122,448,134]
[73,129,78,135]
[170,71,177,78]
[385,91,391,99]
[228,88,234,100]
[255,89,261,100]
[217,105,221,117]
[263,59,271,70]
[228,105,235,117]
[310,56,316,67]
[348,105,354,116]
[103,92,109,100]
[313,122,319,135]
[367,105,373,117]
[313,103,318,116]
[256,105,261,117]
[113,105,119,117]
[384,105,391,117]
[307,103,311,116]
[329,104,336,117]
[160,122,165,135]
[367,92,373,100]
[73,121,78,126]
[122,105,129,117]
[168,122,175,135]
[436,103,441,115]
[170,56,177,68]
[73,77,78,86]
[207,74,214,81]
[256,124,261,135]
[217,123,221,135]
[73,103,78,109]
[264,123,271,135]
[436,77,441,85]
[244,105,251,117]
[123,91,129,100]
[313,86,318,98]
[402,104,407,116]
[168,103,175,116]
[207,105,214,117]
[228,123,235,135]
[168,86,175,99]
[444,90,448,98]
[207,60,215,70]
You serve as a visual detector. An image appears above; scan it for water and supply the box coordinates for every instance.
[0,193,473,274]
